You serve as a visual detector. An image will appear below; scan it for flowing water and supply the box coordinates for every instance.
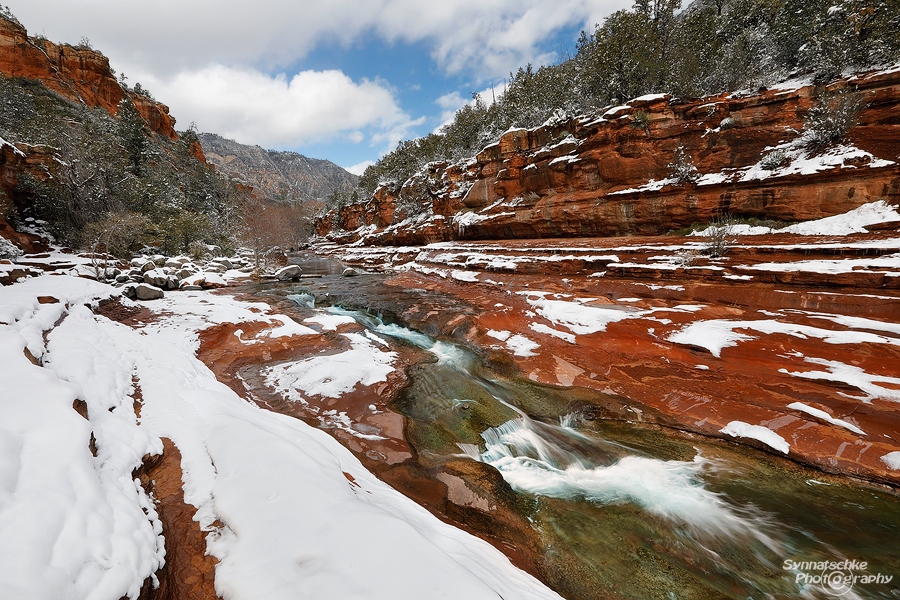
[243,258,900,600]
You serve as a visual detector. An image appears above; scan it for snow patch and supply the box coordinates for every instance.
[720,421,790,454]
[786,402,865,435]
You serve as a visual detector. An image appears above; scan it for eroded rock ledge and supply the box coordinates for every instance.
[318,69,900,245]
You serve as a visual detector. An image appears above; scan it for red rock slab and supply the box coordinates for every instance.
[137,438,220,600]
[379,267,900,486]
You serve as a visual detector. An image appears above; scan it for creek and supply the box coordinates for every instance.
[235,255,899,600]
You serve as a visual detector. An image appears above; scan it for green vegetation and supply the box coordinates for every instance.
[0,74,253,257]
[358,0,899,196]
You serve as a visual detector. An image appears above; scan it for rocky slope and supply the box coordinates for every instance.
[318,68,900,244]
[0,16,177,139]
[198,133,357,202]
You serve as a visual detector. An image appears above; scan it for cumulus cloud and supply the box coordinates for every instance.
[5,0,629,156]
[8,0,630,81]
[131,65,412,149]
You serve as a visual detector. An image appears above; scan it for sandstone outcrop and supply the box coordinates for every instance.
[0,16,177,139]
[319,69,900,244]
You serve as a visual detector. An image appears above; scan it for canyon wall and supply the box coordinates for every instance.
[319,69,900,244]
[0,16,177,139]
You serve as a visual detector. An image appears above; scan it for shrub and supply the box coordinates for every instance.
[802,87,864,154]
[760,149,787,170]
[668,145,699,184]
[630,110,652,131]
[702,215,736,258]
[82,211,152,259]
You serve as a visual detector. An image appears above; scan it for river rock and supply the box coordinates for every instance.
[122,283,164,300]
[275,265,302,281]
[142,268,169,287]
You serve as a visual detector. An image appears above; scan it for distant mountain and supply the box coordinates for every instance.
[198,133,358,202]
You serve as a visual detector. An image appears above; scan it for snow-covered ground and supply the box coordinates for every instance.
[0,274,562,600]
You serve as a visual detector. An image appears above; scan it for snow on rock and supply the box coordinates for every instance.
[263,315,317,338]
[739,254,900,275]
[741,143,894,183]
[720,421,790,454]
[690,199,899,238]
[786,402,866,435]
[667,318,900,358]
[506,334,540,357]
[523,294,645,335]
[529,322,576,344]
[1,270,563,600]
[487,329,512,341]
[780,357,900,403]
[303,313,358,331]
[451,269,480,282]
[264,332,396,399]
[881,452,900,470]
[780,200,900,235]
[274,265,301,281]
[666,320,756,357]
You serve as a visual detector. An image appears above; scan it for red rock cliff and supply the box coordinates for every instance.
[320,69,900,244]
[0,17,177,140]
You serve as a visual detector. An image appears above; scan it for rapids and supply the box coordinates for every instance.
[235,256,899,600]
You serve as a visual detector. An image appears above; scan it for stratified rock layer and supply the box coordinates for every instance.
[319,69,900,244]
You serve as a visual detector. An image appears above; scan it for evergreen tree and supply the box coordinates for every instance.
[117,97,148,175]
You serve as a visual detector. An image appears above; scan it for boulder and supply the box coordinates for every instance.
[211,258,233,270]
[143,268,169,287]
[122,283,164,300]
[342,267,359,277]
[275,265,302,281]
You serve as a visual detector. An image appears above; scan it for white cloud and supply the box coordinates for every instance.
[5,0,631,156]
[131,65,412,149]
[8,0,631,81]
[345,160,375,176]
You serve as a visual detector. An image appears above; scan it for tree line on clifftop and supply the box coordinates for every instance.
[0,47,314,260]
[351,0,900,200]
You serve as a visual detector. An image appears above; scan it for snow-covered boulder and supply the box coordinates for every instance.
[275,265,302,281]
[211,257,233,270]
[142,268,170,288]
[342,267,359,277]
[122,283,164,300]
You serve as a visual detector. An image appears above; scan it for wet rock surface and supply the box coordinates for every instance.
[317,231,900,486]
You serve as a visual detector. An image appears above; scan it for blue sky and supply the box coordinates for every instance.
[8,1,631,173]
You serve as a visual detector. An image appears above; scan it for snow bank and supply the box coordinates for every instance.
[0,277,164,600]
[691,201,900,237]
[780,200,899,235]
[0,272,563,600]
